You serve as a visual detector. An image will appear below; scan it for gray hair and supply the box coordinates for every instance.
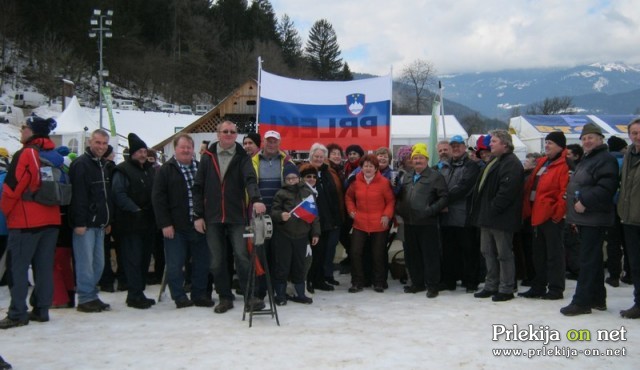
[489,129,514,153]
[310,142,328,158]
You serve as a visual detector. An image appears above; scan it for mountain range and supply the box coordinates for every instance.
[439,62,640,118]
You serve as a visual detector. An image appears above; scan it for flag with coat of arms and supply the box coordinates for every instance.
[291,195,318,224]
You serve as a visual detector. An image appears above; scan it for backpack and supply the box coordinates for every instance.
[22,148,72,206]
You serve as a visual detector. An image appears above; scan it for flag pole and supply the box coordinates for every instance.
[389,65,393,149]
[439,80,447,140]
[255,57,263,134]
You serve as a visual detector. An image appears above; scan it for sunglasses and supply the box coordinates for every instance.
[220,130,237,135]
[304,174,317,179]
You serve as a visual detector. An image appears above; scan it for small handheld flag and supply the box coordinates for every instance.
[291,195,318,224]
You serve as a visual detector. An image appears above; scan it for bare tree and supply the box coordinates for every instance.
[398,59,437,114]
[525,96,574,115]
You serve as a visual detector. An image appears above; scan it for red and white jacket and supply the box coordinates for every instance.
[0,137,61,229]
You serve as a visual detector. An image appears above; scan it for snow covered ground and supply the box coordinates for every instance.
[0,245,638,370]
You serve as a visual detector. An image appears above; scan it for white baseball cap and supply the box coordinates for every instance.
[264,130,281,140]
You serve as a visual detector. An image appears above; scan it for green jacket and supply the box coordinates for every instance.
[618,145,640,226]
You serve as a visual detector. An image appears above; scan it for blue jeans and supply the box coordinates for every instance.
[73,228,105,304]
[164,228,210,301]
[205,223,248,300]
[7,227,58,320]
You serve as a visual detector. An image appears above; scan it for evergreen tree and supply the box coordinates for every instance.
[277,14,303,68]
[304,19,343,80]
[340,62,353,81]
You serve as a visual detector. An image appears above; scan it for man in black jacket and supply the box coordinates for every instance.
[562,123,619,316]
[193,121,265,314]
[470,130,524,302]
[440,135,481,293]
[152,134,213,309]
[69,129,113,313]
[112,133,157,309]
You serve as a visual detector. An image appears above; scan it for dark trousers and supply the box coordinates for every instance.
[404,224,440,289]
[531,220,565,294]
[351,229,388,287]
[571,226,607,307]
[272,231,307,284]
[441,226,479,289]
[164,228,210,302]
[623,224,640,304]
[119,230,154,301]
[606,215,630,279]
[308,228,339,284]
[564,223,581,275]
[7,227,58,320]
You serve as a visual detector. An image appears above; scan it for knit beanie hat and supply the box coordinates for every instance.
[411,142,428,159]
[104,144,114,158]
[580,123,604,139]
[283,162,299,178]
[27,115,57,136]
[545,131,567,148]
[128,133,148,155]
[244,132,261,148]
[299,163,318,178]
[607,136,628,152]
[345,144,364,157]
[56,146,71,156]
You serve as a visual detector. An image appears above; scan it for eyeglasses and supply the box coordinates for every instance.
[304,174,317,179]
[285,176,299,181]
[220,130,237,135]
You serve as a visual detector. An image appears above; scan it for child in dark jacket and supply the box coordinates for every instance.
[271,164,320,305]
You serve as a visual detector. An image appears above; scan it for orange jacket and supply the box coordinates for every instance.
[345,171,395,233]
[0,137,61,229]
[522,150,569,226]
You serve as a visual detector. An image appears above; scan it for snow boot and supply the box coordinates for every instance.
[289,283,313,304]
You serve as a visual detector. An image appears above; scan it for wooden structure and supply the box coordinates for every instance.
[152,79,258,151]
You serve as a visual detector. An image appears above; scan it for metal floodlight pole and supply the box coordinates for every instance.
[89,9,113,130]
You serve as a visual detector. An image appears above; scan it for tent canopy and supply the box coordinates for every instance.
[509,115,635,153]
[391,115,468,144]
[52,96,97,134]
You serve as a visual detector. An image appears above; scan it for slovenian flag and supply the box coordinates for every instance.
[291,195,318,224]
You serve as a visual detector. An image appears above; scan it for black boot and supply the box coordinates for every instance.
[289,283,312,304]
[274,283,287,306]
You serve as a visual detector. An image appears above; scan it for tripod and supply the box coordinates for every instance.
[242,239,279,327]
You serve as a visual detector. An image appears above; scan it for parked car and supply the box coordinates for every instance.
[159,103,179,113]
[14,92,47,108]
[0,104,24,125]
[142,101,159,112]
[179,105,193,115]
[195,104,212,115]
[115,99,137,110]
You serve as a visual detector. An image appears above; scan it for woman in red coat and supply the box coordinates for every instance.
[345,154,395,292]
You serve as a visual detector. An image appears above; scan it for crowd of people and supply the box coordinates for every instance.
[0,115,639,336]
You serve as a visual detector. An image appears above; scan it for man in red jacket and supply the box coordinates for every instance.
[0,116,62,329]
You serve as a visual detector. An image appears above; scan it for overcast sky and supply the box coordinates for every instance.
[270,0,640,76]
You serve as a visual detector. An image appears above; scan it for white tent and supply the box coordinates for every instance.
[50,96,97,153]
[510,115,634,154]
[390,115,468,155]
